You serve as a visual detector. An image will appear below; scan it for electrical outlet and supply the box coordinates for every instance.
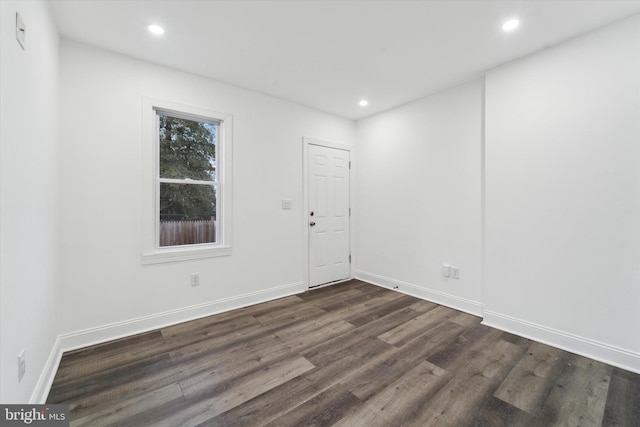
[451,267,460,280]
[18,350,26,382]
[441,264,451,277]
[190,273,200,286]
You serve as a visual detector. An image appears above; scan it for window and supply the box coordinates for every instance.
[157,111,218,247]
[142,98,232,264]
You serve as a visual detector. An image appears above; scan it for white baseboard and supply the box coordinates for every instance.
[33,277,640,404]
[355,270,483,316]
[357,270,640,374]
[30,336,63,404]
[34,281,306,403]
[482,310,640,374]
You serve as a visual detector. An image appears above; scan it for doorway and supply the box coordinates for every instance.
[304,139,351,288]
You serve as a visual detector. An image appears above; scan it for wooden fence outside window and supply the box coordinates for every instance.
[159,219,216,246]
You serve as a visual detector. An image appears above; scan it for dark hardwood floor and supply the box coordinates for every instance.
[47,280,640,426]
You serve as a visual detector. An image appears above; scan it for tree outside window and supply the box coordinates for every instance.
[157,112,219,246]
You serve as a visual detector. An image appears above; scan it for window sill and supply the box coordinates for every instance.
[141,245,232,265]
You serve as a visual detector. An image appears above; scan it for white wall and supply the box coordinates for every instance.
[356,16,640,372]
[5,5,639,404]
[484,16,640,371]
[57,41,356,343]
[356,80,484,315]
[0,1,60,403]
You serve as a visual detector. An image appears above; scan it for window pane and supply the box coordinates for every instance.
[158,114,216,181]
[159,183,217,246]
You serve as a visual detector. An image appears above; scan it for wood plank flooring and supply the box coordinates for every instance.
[47,280,640,426]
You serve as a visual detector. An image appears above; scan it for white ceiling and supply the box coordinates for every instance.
[50,0,640,120]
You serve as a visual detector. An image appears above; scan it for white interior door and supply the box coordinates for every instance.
[308,144,350,288]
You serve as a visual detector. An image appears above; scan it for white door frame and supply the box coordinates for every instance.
[302,136,354,289]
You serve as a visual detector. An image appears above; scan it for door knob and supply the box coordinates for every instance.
[310,221,316,227]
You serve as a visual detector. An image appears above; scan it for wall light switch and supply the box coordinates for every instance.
[16,13,26,50]
[441,264,451,277]
[451,267,460,280]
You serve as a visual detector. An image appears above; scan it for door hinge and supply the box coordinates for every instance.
[349,161,351,169]
[349,208,351,216]
[349,254,352,263]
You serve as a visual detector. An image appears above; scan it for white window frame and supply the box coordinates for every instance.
[141,97,233,264]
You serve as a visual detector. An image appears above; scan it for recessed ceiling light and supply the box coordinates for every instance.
[359,100,369,107]
[502,19,520,32]
[148,25,165,35]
